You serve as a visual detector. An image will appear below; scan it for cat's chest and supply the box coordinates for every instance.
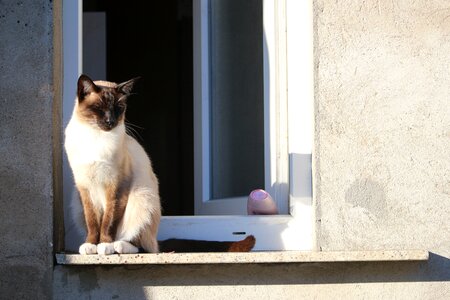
[65,120,125,184]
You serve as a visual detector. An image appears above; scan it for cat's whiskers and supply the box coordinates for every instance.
[125,120,144,141]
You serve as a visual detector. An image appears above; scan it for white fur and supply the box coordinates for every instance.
[97,243,115,255]
[65,90,161,255]
[65,115,124,214]
[79,243,97,255]
[114,241,139,254]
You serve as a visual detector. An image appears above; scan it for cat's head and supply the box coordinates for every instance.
[76,74,139,131]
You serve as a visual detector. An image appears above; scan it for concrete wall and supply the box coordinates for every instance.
[0,0,449,299]
[53,259,446,299]
[0,0,57,299]
[315,0,450,256]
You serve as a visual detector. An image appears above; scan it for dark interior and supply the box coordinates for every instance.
[84,0,194,215]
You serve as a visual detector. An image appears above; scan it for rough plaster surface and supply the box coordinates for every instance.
[315,1,450,254]
[53,259,448,300]
[0,0,54,299]
[312,0,450,297]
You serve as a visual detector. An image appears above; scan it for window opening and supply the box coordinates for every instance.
[62,0,315,252]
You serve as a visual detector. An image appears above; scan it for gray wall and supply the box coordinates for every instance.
[53,259,446,299]
[0,0,57,299]
[0,0,448,299]
[314,0,450,257]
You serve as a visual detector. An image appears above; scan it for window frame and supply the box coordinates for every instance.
[193,0,289,216]
[162,0,315,251]
[61,0,315,252]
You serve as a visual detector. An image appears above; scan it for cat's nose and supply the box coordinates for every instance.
[104,111,115,128]
[105,117,115,127]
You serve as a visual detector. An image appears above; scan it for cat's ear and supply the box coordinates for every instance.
[116,77,141,95]
[77,74,99,101]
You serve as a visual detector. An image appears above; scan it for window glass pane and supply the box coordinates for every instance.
[209,0,264,199]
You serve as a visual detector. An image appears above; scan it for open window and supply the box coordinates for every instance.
[62,0,314,251]
[194,0,270,216]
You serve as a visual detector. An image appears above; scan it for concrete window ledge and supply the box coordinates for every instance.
[55,250,429,265]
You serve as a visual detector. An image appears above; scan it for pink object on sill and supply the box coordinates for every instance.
[247,189,279,215]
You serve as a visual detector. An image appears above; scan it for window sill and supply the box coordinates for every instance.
[55,250,429,265]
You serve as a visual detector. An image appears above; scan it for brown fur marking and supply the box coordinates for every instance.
[78,187,100,244]
[227,235,256,252]
[100,183,130,242]
[159,235,256,253]
[76,80,126,131]
[100,160,132,243]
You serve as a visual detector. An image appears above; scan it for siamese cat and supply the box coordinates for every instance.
[65,74,255,254]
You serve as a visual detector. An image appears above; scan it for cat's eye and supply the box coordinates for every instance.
[90,106,104,116]
[114,106,124,116]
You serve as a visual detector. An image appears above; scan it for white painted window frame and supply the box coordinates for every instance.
[62,0,314,251]
[160,0,314,251]
[193,0,290,216]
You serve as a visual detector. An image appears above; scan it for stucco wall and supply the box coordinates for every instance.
[0,0,56,299]
[310,0,450,297]
[315,0,450,256]
[53,259,445,299]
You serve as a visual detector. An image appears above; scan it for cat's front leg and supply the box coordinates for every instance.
[98,183,130,255]
[78,186,101,254]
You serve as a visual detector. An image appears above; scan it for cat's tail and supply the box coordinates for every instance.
[159,235,256,253]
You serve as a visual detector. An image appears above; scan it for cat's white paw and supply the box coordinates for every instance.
[114,241,139,254]
[97,242,115,255]
[79,243,97,255]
